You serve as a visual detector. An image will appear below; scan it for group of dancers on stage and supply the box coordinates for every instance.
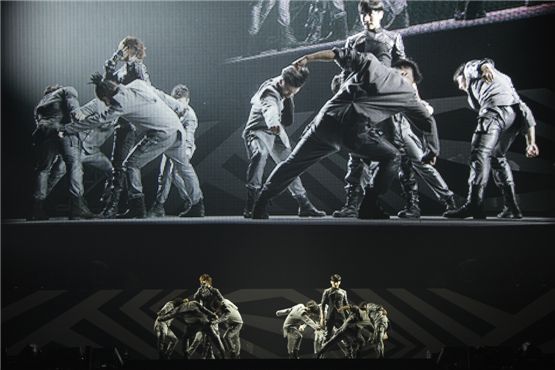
[27,0,540,221]
[154,273,389,360]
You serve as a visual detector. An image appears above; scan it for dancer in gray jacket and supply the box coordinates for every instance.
[243,66,325,218]
[276,300,321,359]
[67,74,203,218]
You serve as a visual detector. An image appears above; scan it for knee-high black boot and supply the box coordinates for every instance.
[243,188,258,219]
[120,196,146,219]
[333,187,364,218]
[497,184,523,219]
[358,188,390,220]
[444,185,486,219]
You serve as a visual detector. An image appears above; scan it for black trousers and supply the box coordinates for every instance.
[261,110,401,200]
[468,106,519,188]
[184,323,226,359]
[285,327,303,355]
[324,313,346,342]
[343,118,402,193]
[107,119,136,194]
[32,135,83,200]
[320,324,360,358]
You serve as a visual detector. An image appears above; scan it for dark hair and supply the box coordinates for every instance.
[366,303,385,312]
[281,65,310,88]
[171,297,183,306]
[359,0,384,14]
[330,274,342,282]
[306,300,319,314]
[43,84,62,96]
[199,273,212,284]
[331,74,344,94]
[121,36,146,60]
[453,63,466,83]
[392,58,423,84]
[89,72,119,102]
[172,84,190,99]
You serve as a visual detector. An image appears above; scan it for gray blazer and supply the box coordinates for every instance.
[276,303,319,336]
[181,106,198,155]
[464,58,537,130]
[65,80,186,137]
[243,77,292,148]
[34,86,80,133]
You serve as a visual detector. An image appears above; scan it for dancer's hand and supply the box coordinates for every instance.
[526,143,539,158]
[422,101,434,115]
[121,46,131,60]
[481,64,494,83]
[292,56,308,69]
[269,125,281,135]
[72,110,86,122]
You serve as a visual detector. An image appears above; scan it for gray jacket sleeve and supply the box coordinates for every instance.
[196,303,217,320]
[464,58,494,81]
[517,101,537,131]
[33,105,40,125]
[61,87,81,114]
[392,33,406,64]
[333,47,372,74]
[158,307,180,322]
[77,99,102,117]
[153,88,186,115]
[215,306,232,324]
[301,312,320,330]
[343,290,349,307]
[183,109,198,151]
[260,91,282,129]
[320,290,328,313]
[213,288,225,306]
[157,302,175,317]
[64,105,121,135]
[276,307,293,317]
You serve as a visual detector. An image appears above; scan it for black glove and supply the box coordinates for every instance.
[421,150,436,165]
[105,49,124,68]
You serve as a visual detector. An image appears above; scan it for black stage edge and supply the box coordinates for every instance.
[2,217,555,289]
[121,359,441,369]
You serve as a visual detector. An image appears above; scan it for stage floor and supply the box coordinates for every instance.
[5,215,555,226]
[2,216,554,363]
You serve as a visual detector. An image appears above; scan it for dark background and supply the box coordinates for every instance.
[1,1,555,363]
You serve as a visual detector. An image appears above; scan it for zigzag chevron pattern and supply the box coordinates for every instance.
[3,288,554,359]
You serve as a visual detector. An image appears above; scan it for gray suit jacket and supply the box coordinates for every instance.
[65,80,186,137]
[464,58,536,130]
[243,77,292,148]
[34,86,80,135]
[276,303,319,336]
